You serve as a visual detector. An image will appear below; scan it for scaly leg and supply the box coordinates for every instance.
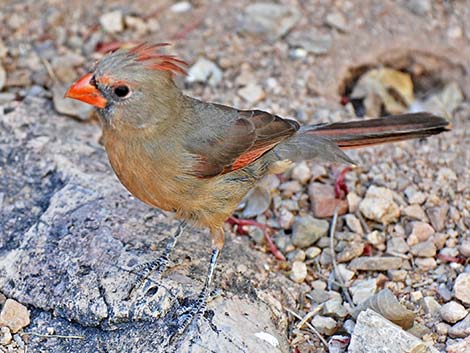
[127,220,188,298]
[169,227,224,341]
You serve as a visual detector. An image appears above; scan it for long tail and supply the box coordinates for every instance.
[303,112,450,150]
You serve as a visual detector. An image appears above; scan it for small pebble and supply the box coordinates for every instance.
[323,298,348,318]
[292,215,329,248]
[423,296,441,317]
[438,283,453,301]
[0,299,30,333]
[405,0,431,16]
[350,278,377,304]
[286,249,306,262]
[309,182,348,218]
[460,240,470,257]
[440,301,468,324]
[344,214,363,235]
[238,83,265,103]
[336,242,365,263]
[325,12,348,32]
[170,1,192,13]
[359,186,400,224]
[310,288,330,303]
[415,257,437,271]
[426,205,448,232]
[347,192,362,213]
[454,273,470,304]
[411,240,436,257]
[311,315,337,335]
[291,161,311,184]
[408,221,435,242]
[448,314,470,338]
[402,204,428,222]
[100,10,124,33]
[0,326,12,345]
[349,256,403,271]
[290,261,307,283]
[387,237,410,254]
[305,246,321,259]
[404,187,427,204]
[336,264,354,282]
[388,269,407,282]
[410,290,423,303]
[278,208,295,229]
[367,230,386,248]
[435,322,449,336]
[187,57,223,86]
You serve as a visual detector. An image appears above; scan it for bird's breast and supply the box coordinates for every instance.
[102,131,189,212]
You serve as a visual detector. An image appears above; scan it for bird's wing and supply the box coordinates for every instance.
[187,109,300,178]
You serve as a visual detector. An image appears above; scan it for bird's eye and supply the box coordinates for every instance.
[113,85,130,98]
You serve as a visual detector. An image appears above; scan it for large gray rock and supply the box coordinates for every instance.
[0,98,289,353]
[349,309,439,353]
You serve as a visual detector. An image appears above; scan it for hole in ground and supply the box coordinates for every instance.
[338,50,467,117]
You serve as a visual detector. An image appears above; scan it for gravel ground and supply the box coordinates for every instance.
[0,0,469,352]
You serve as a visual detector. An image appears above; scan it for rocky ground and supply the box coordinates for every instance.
[0,0,469,352]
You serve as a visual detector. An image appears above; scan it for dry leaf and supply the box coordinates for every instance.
[351,68,414,116]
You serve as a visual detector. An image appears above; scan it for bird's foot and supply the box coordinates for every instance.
[170,287,210,342]
[126,257,168,299]
[126,221,188,299]
[226,216,285,260]
[226,216,269,235]
[168,247,220,343]
[334,166,353,199]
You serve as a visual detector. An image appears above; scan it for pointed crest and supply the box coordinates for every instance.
[107,42,188,76]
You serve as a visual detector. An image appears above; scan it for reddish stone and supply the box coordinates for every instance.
[308,182,348,218]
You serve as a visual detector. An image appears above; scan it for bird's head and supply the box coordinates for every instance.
[65,43,187,130]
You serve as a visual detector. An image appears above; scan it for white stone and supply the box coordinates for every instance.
[455,273,470,304]
[440,301,468,324]
[359,186,400,224]
[289,261,307,283]
[170,1,192,13]
[100,11,124,33]
[238,83,265,103]
[187,57,223,86]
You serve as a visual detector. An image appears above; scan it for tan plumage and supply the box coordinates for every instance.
[66,43,450,252]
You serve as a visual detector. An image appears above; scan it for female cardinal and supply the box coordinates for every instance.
[65,43,449,333]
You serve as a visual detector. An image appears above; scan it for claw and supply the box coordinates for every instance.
[168,247,220,343]
[126,221,188,300]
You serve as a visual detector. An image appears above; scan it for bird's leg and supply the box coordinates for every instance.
[227,216,286,260]
[334,166,353,199]
[170,228,223,340]
[127,220,188,298]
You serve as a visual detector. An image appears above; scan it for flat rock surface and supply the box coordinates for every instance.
[0,98,290,353]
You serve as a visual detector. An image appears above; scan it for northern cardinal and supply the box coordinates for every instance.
[65,43,449,332]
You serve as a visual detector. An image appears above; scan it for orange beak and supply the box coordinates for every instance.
[65,73,107,108]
